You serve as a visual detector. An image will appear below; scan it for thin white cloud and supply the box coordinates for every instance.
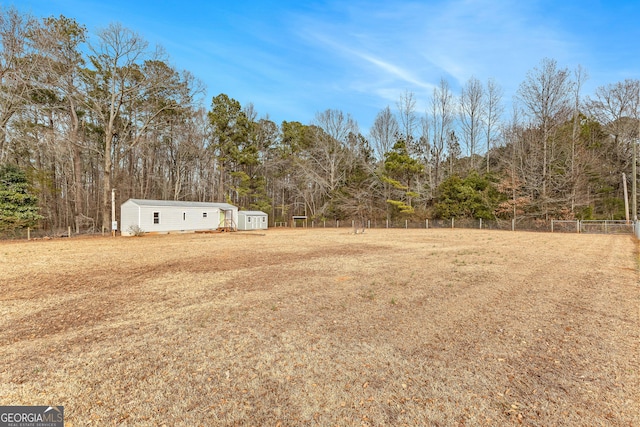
[299,28,434,90]
[19,0,635,130]
[354,51,434,90]
[417,1,578,89]
[294,0,580,98]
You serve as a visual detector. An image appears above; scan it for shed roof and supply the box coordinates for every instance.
[239,210,268,216]
[124,199,237,210]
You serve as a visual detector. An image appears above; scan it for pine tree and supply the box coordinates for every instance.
[382,139,423,215]
[0,164,42,231]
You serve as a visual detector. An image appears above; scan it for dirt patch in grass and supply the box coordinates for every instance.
[0,229,638,426]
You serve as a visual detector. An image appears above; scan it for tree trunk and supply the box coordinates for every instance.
[218,161,225,202]
[69,97,83,234]
[102,132,113,232]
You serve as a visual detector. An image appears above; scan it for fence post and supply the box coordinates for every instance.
[337,220,339,228]
[451,218,454,229]
[405,219,408,229]
[352,220,354,228]
[68,226,71,238]
[577,220,580,233]
[604,221,608,234]
[368,220,371,229]
[386,219,389,229]
[27,227,31,241]
[426,219,429,229]
[479,218,482,229]
[551,220,554,233]
[512,219,515,231]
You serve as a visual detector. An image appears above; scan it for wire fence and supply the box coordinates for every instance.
[3,219,639,240]
[579,220,636,234]
[0,226,109,241]
[283,218,640,236]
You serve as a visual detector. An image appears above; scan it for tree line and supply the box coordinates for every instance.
[0,7,638,233]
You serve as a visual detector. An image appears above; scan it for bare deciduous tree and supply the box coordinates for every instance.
[418,114,433,199]
[517,58,573,218]
[459,76,484,172]
[484,78,503,172]
[587,79,639,153]
[33,15,88,232]
[297,109,359,217]
[587,79,640,218]
[396,90,417,148]
[369,105,398,160]
[429,78,455,189]
[0,7,37,162]
[87,23,183,230]
[569,65,588,212]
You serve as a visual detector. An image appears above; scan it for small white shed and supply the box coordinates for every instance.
[120,199,238,236]
[237,211,268,230]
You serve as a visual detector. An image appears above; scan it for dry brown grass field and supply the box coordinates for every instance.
[0,228,638,426]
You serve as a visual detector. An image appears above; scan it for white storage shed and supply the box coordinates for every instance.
[120,199,238,236]
[237,211,268,230]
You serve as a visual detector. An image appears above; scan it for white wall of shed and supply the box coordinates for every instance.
[120,203,140,236]
[237,213,268,230]
[122,205,221,235]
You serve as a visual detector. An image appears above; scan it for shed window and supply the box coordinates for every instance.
[203,212,207,218]
[183,212,186,221]
[247,217,251,223]
[262,217,266,223]
[153,212,160,224]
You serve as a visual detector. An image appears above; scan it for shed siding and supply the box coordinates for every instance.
[238,211,268,230]
[120,199,238,236]
[120,201,141,236]
[139,206,220,233]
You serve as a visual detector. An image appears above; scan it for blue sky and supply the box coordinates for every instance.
[11,0,640,132]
